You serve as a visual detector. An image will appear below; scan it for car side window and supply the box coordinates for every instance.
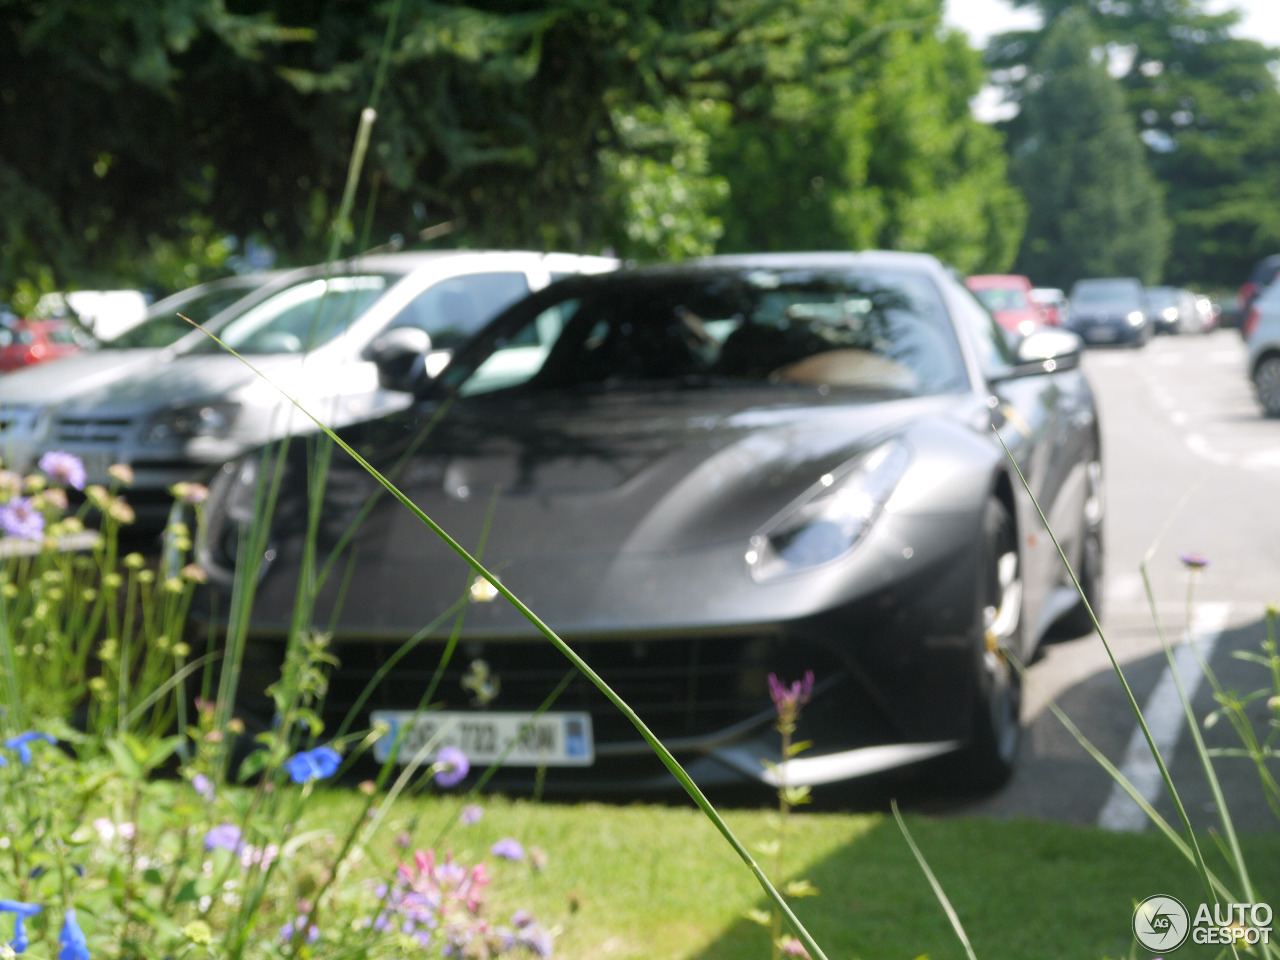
[948,284,1017,376]
[386,272,530,351]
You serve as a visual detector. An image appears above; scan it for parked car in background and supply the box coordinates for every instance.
[1030,287,1068,326]
[199,251,1102,795]
[964,274,1044,335]
[0,319,88,372]
[1066,277,1151,346]
[35,289,149,341]
[0,273,287,472]
[1144,286,1203,334]
[1236,254,1280,324]
[1194,295,1219,333]
[40,251,617,527]
[1243,279,1280,416]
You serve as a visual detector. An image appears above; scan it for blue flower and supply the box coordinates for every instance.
[4,732,55,764]
[58,908,89,960]
[490,838,525,861]
[0,900,42,954]
[0,499,44,541]
[433,746,469,788]
[38,452,87,491]
[282,746,341,784]
[460,804,484,825]
[204,824,242,852]
[192,773,215,801]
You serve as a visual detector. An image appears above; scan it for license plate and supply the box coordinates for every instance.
[1088,327,1117,342]
[370,710,594,767]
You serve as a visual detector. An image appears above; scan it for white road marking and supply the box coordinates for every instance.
[1169,411,1188,426]
[1096,602,1232,831]
[1184,433,1234,466]
[1104,573,1144,604]
[1209,350,1242,365]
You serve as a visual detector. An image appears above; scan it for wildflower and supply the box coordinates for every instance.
[779,936,811,957]
[107,463,133,485]
[38,452,86,491]
[108,499,135,524]
[460,804,484,825]
[279,917,319,945]
[490,838,524,862]
[204,824,242,852]
[58,909,88,960]
[767,671,815,726]
[240,843,279,870]
[169,482,209,505]
[4,732,55,764]
[528,846,548,871]
[0,499,43,541]
[0,901,42,953]
[181,564,208,583]
[283,745,342,784]
[433,746,469,788]
[0,472,20,499]
[1179,553,1209,570]
[39,488,68,512]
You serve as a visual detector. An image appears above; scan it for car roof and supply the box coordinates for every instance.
[692,250,946,273]
[305,249,615,276]
[964,274,1032,288]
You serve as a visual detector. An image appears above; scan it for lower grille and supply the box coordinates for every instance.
[268,634,852,746]
[56,417,132,444]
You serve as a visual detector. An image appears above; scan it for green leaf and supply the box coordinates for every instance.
[783,878,819,898]
[743,908,773,928]
[174,880,202,905]
[105,738,145,780]
[142,867,164,886]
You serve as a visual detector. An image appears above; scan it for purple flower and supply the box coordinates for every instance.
[0,900,42,954]
[204,824,242,851]
[1179,553,1209,570]
[38,451,87,491]
[58,909,89,960]
[0,498,44,541]
[4,732,55,764]
[280,916,320,945]
[460,804,484,825]
[490,838,524,861]
[192,773,215,801]
[433,746,469,788]
[283,745,342,784]
[767,671,815,724]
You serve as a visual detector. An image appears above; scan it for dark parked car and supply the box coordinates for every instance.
[1235,254,1280,326]
[1144,286,1203,335]
[200,252,1103,795]
[1067,277,1152,346]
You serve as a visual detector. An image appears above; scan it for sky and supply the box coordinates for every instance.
[943,0,1280,50]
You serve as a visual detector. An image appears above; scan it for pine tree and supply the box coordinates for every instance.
[1009,10,1171,287]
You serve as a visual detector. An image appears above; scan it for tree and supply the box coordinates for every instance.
[709,1,1026,273]
[990,0,1280,284]
[1006,9,1170,287]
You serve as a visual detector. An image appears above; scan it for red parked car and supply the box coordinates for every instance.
[965,274,1046,335]
[0,319,85,372]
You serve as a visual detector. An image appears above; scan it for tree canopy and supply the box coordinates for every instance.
[0,0,1028,308]
[990,0,1280,285]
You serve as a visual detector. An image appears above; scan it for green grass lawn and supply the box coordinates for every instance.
[311,789,1280,960]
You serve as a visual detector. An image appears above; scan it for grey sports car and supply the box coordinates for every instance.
[199,252,1102,794]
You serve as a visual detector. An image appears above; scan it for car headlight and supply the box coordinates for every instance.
[747,439,910,579]
[1162,307,1178,321]
[1126,311,1145,326]
[141,402,239,445]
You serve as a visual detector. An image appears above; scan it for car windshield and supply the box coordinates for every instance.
[440,268,968,399]
[188,274,394,355]
[109,282,264,349]
[1071,280,1142,309]
[972,287,1028,311]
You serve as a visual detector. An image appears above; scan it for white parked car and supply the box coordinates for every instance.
[38,251,617,526]
[1244,279,1280,416]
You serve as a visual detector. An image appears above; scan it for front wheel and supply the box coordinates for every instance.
[950,500,1023,791]
[1254,356,1280,417]
[1054,457,1104,639]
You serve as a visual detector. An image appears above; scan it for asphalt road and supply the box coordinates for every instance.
[945,329,1280,833]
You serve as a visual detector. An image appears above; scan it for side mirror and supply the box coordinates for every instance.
[367,327,432,392]
[1012,328,1083,374]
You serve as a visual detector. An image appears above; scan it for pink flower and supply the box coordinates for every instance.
[767,671,814,724]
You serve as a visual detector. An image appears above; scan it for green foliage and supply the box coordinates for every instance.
[1005,9,1171,288]
[993,0,1280,284]
[0,0,1029,301]
[711,4,1025,272]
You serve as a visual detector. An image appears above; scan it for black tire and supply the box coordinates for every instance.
[950,499,1023,791]
[1253,356,1280,418]
[1054,457,1104,639]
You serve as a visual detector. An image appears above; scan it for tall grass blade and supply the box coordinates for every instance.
[891,800,977,960]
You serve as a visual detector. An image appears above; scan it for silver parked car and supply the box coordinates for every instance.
[39,251,617,525]
[1244,279,1280,416]
[0,273,286,471]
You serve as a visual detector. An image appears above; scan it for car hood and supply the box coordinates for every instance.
[57,353,322,414]
[0,350,168,405]
[222,384,998,638]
